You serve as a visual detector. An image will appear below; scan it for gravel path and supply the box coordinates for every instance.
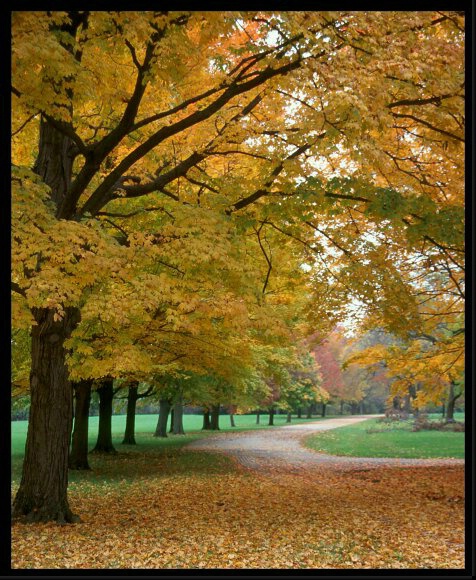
[186,415,464,474]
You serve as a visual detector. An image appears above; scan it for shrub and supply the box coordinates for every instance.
[412,416,465,432]
[381,409,409,422]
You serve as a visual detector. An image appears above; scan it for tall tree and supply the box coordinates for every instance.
[12,11,464,523]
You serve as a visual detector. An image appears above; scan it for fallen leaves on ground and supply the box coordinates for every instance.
[11,455,464,569]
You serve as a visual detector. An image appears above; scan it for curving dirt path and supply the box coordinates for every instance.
[186,415,464,474]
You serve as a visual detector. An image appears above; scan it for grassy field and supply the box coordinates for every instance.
[303,414,465,459]
[11,412,335,483]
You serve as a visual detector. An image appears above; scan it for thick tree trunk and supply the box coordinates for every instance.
[155,399,171,437]
[321,403,327,417]
[297,407,302,419]
[230,412,236,427]
[169,408,175,433]
[256,410,260,424]
[13,306,80,523]
[286,411,292,423]
[173,400,185,434]
[268,407,274,426]
[92,379,117,453]
[69,379,92,470]
[210,405,220,430]
[202,407,211,430]
[122,382,139,445]
[441,403,446,418]
[446,381,461,423]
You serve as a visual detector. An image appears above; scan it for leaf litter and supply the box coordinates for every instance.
[11,452,464,569]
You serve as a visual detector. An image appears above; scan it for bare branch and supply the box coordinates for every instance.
[387,93,459,109]
[12,114,37,138]
[255,224,272,295]
[391,112,464,143]
[305,221,352,257]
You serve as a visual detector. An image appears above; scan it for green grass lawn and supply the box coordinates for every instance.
[303,414,465,459]
[11,412,337,484]
[11,412,338,456]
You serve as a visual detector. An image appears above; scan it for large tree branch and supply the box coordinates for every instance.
[119,151,206,200]
[78,57,303,217]
[56,17,187,219]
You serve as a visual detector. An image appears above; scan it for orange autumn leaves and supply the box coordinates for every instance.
[12,454,464,569]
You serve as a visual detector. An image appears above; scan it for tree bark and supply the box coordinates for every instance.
[321,403,327,417]
[268,407,274,426]
[286,411,292,423]
[92,379,116,453]
[230,412,235,427]
[155,399,171,437]
[69,379,92,470]
[210,405,220,430]
[446,381,462,423]
[173,400,185,434]
[297,407,302,419]
[441,403,446,418]
[202,407,211,430]
[340,400,344,415]
[169,408,175,433]
[122,382,139,445]
[13,306,81,523]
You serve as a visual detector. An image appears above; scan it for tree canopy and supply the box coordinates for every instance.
[11,10,464,523]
